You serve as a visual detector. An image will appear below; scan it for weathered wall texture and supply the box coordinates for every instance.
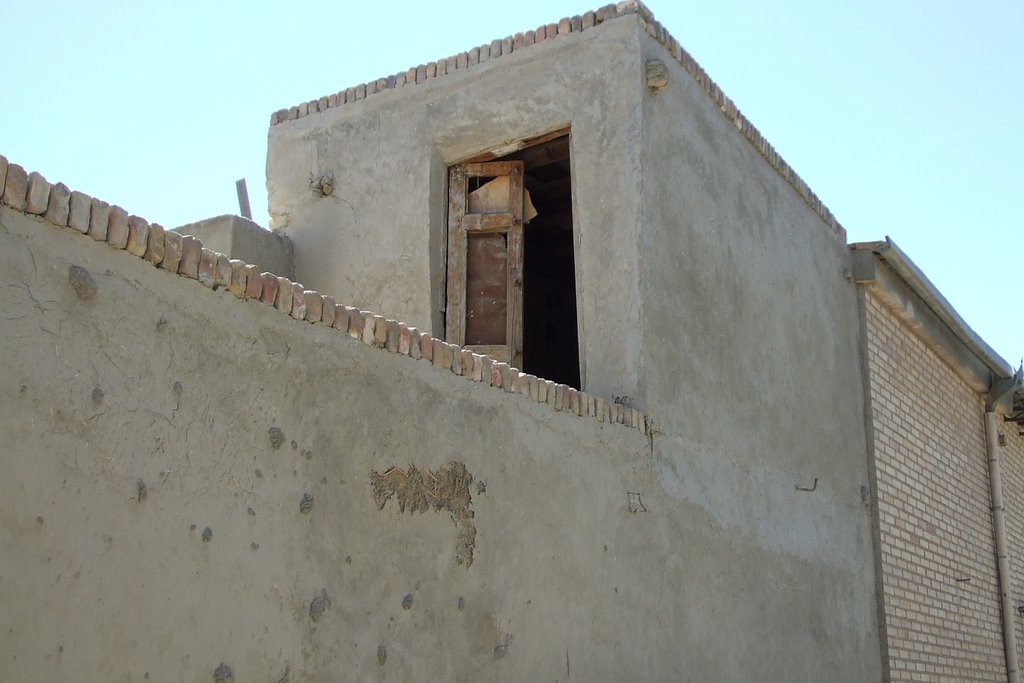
[266,16,645,403]
[1,205,661,682]
[262,9,883,681]
[865,291,1006,681]
[633,27,883,682]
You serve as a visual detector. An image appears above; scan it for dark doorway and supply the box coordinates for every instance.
[495,134,580,388]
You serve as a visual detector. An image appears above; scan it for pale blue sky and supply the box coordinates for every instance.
[2,1,1020,365]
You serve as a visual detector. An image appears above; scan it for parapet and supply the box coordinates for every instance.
[0,154,649,434]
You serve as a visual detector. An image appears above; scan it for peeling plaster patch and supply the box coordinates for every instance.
[311,173,334,197]
[370,462,476,566]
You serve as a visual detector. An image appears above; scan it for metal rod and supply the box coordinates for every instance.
[235,178,252,220]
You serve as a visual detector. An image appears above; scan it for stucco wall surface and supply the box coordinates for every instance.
[1,204,838,682]
[865,292,1005,681]
[633,30,883,683]
[266,17,645,402]
[262,13,885,680]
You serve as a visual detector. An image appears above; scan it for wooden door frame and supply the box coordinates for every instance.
[445,160,525,367]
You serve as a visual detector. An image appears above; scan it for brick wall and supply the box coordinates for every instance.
[865,291,1006,681]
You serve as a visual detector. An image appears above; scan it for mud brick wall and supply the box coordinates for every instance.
[0,156,663,681]
[1,149,880,680]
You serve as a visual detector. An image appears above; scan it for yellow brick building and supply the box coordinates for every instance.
[855,240,1023,682]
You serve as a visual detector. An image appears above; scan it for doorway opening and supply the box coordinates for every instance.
[445,130,580,388]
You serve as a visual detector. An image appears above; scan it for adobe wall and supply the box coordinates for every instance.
[631,21,883,683]
[266,11,646,403]
[3,4,891,680]
[0,199,662,682]
[260,5,888,679]
[2,139,884,683]
[864,291,1006,680]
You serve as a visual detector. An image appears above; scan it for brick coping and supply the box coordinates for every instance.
[268,0,845,241]
[0,154,650,435]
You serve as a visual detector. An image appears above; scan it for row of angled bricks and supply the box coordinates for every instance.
[0,155,649,435]
[269,2,640,126]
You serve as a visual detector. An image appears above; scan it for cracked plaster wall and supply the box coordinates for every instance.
[1,206,669,682]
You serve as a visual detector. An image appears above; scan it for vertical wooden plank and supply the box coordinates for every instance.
[447,160,524,365]
[507,161,525,368]
[445,166,467,345]
[235,178,252,220]
[464,233,508,345]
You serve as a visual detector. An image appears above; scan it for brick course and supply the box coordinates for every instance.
[0,155,650,435]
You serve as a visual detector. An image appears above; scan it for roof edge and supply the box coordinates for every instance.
[268,2,642,127]
[269,1,847,241]
[851,238,1017,387]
